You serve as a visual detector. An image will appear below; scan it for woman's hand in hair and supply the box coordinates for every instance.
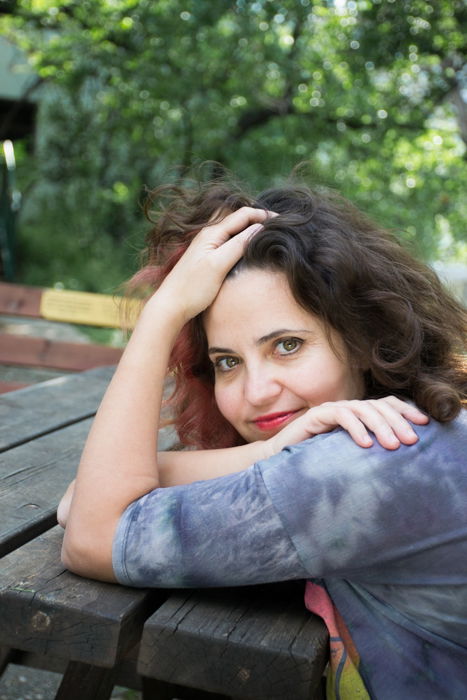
[156,207,272,323]
[264,397,429,457]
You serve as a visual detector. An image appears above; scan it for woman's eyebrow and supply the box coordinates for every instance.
[208,330,314,356]
[208,345,236,356]
[256,329,313,345]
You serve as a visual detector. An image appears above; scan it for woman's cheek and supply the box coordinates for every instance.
[215,382,239,426]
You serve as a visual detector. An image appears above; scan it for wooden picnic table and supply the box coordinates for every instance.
[0,367,329,700]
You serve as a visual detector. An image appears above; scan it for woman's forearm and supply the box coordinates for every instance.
[157,441,271,486]
[61,292,185,580]
[58,443,271,533]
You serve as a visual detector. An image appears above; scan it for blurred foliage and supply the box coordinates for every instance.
[1,0,466,291]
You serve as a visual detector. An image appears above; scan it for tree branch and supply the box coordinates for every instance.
[234,100,429,140]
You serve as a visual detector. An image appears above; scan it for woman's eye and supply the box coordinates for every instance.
[276,338,302,354]
[214,356,239,372]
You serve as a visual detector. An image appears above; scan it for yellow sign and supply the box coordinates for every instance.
[40,289,140,328]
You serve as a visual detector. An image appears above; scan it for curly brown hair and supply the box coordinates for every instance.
[128,178,466,449]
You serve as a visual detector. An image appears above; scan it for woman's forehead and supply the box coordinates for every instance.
[203,268,322,344]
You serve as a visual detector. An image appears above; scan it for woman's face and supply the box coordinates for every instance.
[203,268,364,444]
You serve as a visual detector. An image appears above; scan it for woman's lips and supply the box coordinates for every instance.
[252,410,300,432]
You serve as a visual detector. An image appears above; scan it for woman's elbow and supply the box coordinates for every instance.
[61,530,117,583]
[60,537,81,574]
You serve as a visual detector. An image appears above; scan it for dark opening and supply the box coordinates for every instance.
[0,97,37,142]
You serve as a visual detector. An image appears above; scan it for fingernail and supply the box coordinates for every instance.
[415,409,429,420]
[405,427,417,437]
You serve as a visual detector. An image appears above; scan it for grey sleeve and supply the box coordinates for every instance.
[261,416,467,582]
[113,414,467,589]
[112,463,310,588]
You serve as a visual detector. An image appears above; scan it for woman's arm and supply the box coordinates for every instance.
[157,396,428,486]
[61,208,270,581]
[58,396,428,528]
[112,416,467,590]
[61,298,182,579]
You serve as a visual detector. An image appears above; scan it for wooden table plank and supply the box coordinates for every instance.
[138,583,328,700]
[0,366,114,452]
[0,418,93,557]
[0,366,177,453]
[0,527,163,668]
[1,417,178,559]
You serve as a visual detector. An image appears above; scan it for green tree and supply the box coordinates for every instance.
[1,0,466,289]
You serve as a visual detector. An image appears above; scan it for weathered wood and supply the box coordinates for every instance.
[0,418,93,556]
[0,369,177,557]
[0,645,14,675]
[0,527,163,667]
[0,366,176,454]
[0,333,123,371]
[10,646,232,698]
[12,646,140,691]
[55,661,116,700]
[0,282,42,317]
[0,366,114,452]
[138,582,329,700]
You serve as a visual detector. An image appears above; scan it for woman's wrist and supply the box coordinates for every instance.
[141,287,189,329]
[121,289,188,365]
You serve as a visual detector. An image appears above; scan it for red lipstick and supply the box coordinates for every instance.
[253,411,299,432]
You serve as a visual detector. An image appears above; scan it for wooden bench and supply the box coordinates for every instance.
[0,282,139,392]
[139,584,328,699]
[0,368,329,699]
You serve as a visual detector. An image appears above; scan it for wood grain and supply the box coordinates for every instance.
[0,527,162,667]
[138,582,328,700]
[0,366,114,451]
[0,418,93,556]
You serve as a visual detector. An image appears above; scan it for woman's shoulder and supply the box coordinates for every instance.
[258,409,467,485]
[257,411,467,555]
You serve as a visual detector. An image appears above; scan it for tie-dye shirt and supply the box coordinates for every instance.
[113,412,467,699]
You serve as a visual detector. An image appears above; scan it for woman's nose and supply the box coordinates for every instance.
[244,367,282,407]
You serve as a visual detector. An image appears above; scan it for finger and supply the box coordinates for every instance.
[334,401,400,449]
[296,404,374,447]
[211,207,279,267]
[204,206,271,245]
[366,399,422,445]
[319,406,374,448]
[378,396,429,425]
[211,222,264,266]
[349,400,416,448]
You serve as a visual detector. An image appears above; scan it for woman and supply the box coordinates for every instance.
[59,181,467,698]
